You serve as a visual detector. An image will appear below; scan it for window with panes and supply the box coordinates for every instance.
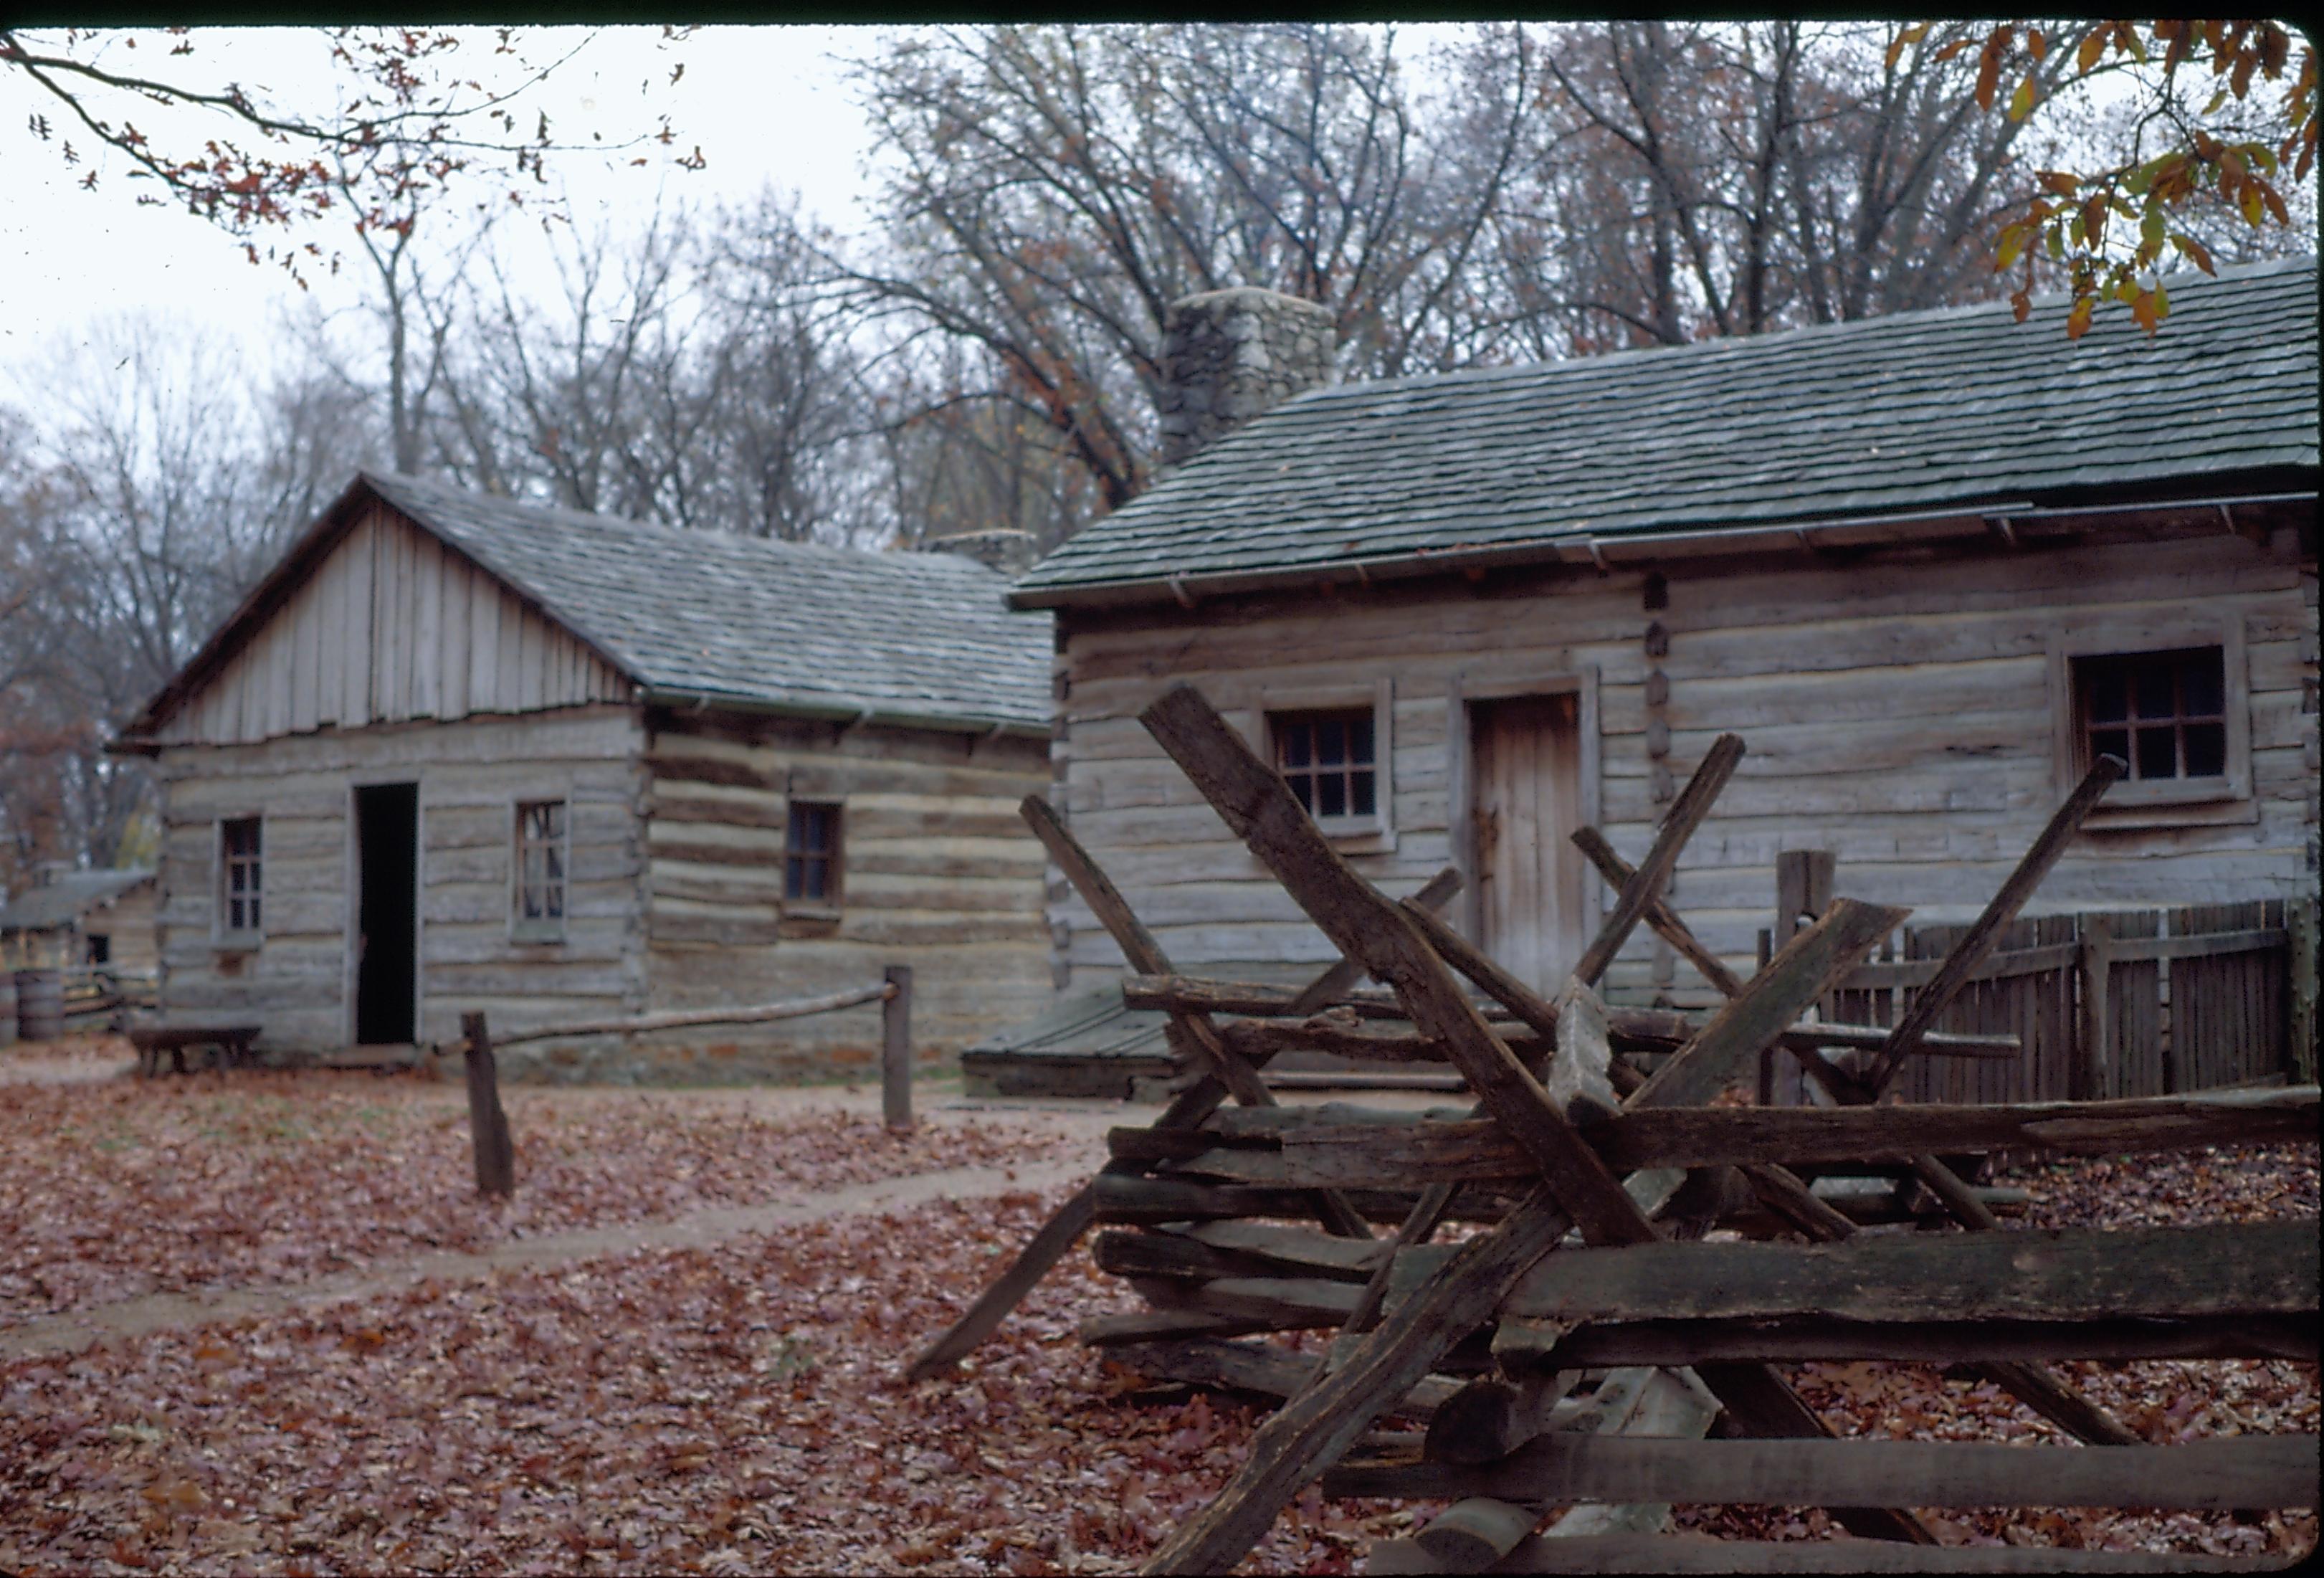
[2072,647,2229,784]
[785,802,842,903]
[220,817,262,937]
[1270,708,1379,823]
[513,799,567,937]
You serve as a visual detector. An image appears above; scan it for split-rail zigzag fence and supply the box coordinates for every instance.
[907,684,2319,1577]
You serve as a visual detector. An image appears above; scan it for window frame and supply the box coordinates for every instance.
[784,799,845,912]
[1258,678,1396,850]
[215,814,265,947]
[510,797,571,944]
[2047,621,2254,830]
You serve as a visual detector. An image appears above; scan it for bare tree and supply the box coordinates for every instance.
[1475,20,2092,358]
[840,24,1530,524]
[0,325,335,876]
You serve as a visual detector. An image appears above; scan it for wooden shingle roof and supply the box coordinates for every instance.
[1012,259,2318,609]
[120,474,1053,743]
[361,474,1052,733]
[0,868,154,934]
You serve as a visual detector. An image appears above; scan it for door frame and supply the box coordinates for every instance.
[346,777,424,1047]
[1446,662,1600,948]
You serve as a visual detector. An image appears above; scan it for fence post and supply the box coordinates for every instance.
[1766,852,1835,1104]
[882,965,914,1132]
[2075,918,2113,1102]
[2290,899,2318,1086]
[460,1010,517,1198]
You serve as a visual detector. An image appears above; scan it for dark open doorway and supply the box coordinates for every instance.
[354,783,419,1045]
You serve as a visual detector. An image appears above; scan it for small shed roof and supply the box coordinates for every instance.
[1013,258,2319,608]
[122,474,1053,743]
[0,868,155,934]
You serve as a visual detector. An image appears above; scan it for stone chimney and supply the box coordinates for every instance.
[924,528,1040,577]
[33,860,75,888]
[1157,287,1336,469]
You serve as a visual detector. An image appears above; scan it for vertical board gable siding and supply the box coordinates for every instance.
[153,502,631,748]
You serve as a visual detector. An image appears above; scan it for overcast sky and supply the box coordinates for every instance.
[0,25,883,389]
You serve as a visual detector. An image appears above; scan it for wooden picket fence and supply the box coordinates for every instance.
[1760,897,2314,1110]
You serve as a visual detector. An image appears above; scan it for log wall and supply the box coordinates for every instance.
[80,884,160,976]
[147,501,631,748]
[640,710,1054,1075]
[1053,528,2319,1007]
[152,707,649,1057]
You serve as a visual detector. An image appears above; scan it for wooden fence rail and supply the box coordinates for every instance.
[441,972,915,1198]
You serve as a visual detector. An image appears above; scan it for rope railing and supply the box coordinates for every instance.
[445,967,915,1198]
[428,979,900,1059]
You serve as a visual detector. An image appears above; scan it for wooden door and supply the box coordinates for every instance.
[1471,695,1589,996]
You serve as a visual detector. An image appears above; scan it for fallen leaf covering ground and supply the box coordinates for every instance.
[0,1045,1082,1319]
[0,1058,2314,1574]
[3,1189,1414,1575]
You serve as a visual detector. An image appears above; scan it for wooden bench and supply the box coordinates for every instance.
[128,1025,261,1077]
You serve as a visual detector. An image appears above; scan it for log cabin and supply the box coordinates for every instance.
[998,263,2318,1076]
[0,864,158,974]
[111,472,1054,1080]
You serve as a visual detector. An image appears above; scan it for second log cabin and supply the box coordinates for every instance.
[112,472,1055,1080]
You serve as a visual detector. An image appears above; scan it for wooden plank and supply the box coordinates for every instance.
[438,982,893,1053]
[1863,754,2124,1093]
[1573,825,1742,995]
[1019,797,1282,1116]
[1457,1220,2317,1329]
[1100,1338,1462,1418]
[900,868,1463,1382]
[1119,976,2020,1057]
[440,553,471,721]
[1544,983,1619,1124]
[1094,1225,1384,1285]
[470,573,502,714]
[1464,1314,2316,1369]
[1133,1273,1359,1330]
[1422,1368,1583,1466]
[1135,1183,1581,1574]
[413,527,442,717]
[2108,927,2289,964]
[313,534,345,729]
[1249,1088,2321,1185]
[1389,1531,2285,1574]
[1842,941,2083,989]
[1091,1174,1510,1228]
[1571,733,1744,985]
[1322,1431,2320,1511]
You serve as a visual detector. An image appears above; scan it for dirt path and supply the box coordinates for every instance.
[1,1145,1098,1361]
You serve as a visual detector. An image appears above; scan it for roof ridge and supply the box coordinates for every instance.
[360,470,1006,584]
[1267,257,2316,410]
